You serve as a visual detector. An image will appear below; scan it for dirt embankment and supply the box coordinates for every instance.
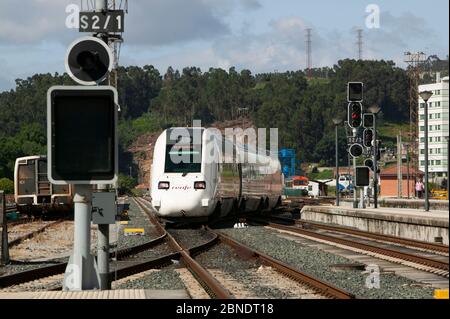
[127,119,256,188]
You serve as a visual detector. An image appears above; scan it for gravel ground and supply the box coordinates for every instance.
[7,221,56,242]
[113,199,160,251]
[196,243,311,298]
[168,228,215,249]
[114,267,185,290]
[219,226,436,299]
[8,220,78,261]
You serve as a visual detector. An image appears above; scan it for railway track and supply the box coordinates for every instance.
[249,216,449,278]
[8,220,66,248]
[269,215,449,255]
[134,197,233,299]
[0,224,171,290]
[136,197,355,299]
[3,197,354,299]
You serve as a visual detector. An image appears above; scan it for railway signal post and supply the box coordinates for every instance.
[368,105,381,209]
[347,82,364,209]
[47,86,118,290]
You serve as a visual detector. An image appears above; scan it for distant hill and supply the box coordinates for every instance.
[1,57,448,180]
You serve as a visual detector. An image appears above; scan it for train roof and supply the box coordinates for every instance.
[15,155,47,163]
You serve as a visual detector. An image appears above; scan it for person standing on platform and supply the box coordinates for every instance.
[416,180,424,199]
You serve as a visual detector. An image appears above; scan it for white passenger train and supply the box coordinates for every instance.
[150,128,283,222]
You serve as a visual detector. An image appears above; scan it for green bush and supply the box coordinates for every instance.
[118,174,137,195]
[0,178,14,194]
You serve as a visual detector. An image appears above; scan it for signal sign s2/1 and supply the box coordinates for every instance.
[79,10,124,33]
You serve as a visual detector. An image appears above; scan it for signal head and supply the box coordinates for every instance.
[349,143,364,158]
[348,102,362,128]
[65,36,113,86]
[363,129,374,148]
[348,82,363,102]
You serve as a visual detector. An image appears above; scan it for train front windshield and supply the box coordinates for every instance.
[164,129,203,173]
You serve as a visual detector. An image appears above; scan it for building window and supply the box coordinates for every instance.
[436,137,441,142]
[429,102,433,107]
[420,137,425,143]
[436,101,441,107]
[420,161,425,166]
[420,126,425,132]
[420,149,425,154]
[436,160,441,166]
[420,114,425,120]
[436,113,441,119]
[429,125,433,131]
[436,90,441,96]
[429,137,433,142]
[430,149,433,154]
[435,125,441,131]
[436,148,441,154]
[429,114,433,119]
[420,103,425,109]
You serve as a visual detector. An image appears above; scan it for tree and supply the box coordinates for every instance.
[117,174,137,195]
[0,178,14,194]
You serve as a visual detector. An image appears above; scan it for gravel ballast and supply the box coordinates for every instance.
[114,267,185,290]
[195,243,313,298]
[219,226,436,299]
[113,199,160,251]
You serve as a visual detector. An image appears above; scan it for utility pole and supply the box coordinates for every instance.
[404,52,426,190]
[1,191,10,265]
[406,143,411,199]
[357,29,363,60]
[353,128,358,208]
[372,110,379,208]
[397,134,403,198]
[306,28,312,78]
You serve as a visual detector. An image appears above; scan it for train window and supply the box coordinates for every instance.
[165,144,202,173]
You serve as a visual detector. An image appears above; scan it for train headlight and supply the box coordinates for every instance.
[194,181,206,190]
[158,182,170,190]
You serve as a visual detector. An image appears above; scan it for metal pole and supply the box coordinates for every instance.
[424,101,430,211]
[406,144,410,199]
[98,224,110,289]
[352,129,358,208]
[1,191,10,265]
[373,115,378,208]
[335,124,340,206]
[447,137,449,198]
[63,185,100,291]
[96,184,111,290]
[95,0,107,11]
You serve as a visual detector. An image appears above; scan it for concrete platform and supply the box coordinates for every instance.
[341,198,448,211]
[301,205,449,245]
[0,289,190,299]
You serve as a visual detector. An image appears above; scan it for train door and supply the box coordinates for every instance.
[37,159,51,204]
[17,159,36,204]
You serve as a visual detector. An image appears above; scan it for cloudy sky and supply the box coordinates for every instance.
[0,0,448,91]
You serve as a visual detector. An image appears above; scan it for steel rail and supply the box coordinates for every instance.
[270,215,449,254]
[251,218,449,272]
[134,197,234,299]
[208,227,355,299]
[0,230,167,288]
